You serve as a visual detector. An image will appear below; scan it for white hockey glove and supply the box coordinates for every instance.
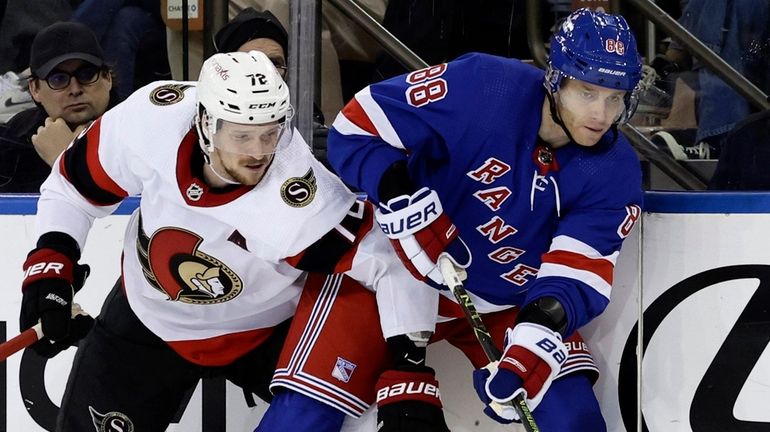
[376,187,471,287]
[473,323,567,422]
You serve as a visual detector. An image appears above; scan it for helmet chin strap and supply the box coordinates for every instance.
[546,91,577,145]
[546,90,620,147]
[195,110,241,186]
[205,160,241,185]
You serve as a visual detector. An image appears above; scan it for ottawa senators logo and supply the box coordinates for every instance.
[137,224,242,304]
[149,83,192,106]
[280,168,317,208]
[89,406,134,432]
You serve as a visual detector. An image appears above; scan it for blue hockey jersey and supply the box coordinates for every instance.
[327,53,643,336]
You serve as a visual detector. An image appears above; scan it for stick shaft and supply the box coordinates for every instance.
[0,323,42,362]
[0,303,88,362]
[438,257,540,432]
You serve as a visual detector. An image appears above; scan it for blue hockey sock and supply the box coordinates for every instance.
[254,390,345,432]
[534,373,607,431]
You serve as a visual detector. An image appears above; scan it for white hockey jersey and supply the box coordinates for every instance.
[36,81,436,366]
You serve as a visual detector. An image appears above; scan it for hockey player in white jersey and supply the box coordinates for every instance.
[18,51,446,431]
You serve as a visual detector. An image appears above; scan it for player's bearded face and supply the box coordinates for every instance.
[556,79,626,146]
[209,119,290,185]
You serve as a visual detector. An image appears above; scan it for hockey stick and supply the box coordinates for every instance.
[0,323,42,362]
[0,303,88,362]
[438,256,540,432]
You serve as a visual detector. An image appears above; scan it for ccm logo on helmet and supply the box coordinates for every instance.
[376,382,441,402]
[249,102,276,109]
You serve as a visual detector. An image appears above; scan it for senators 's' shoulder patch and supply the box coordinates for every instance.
[280,168,317,208]
[150,84,192,106]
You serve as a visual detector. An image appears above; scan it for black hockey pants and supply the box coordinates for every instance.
[55,279,290,431]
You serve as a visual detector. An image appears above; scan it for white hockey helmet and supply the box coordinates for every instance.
[195,50,292,154]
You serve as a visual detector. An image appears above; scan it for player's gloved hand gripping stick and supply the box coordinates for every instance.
[0,303,89,362]
[5,232,95,360]
[376,186,472,287]
[438,256,540,432]
[374,160,471,287]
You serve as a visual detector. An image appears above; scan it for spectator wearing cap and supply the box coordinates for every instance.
[214,8,289,80]
[214,7,340,172]
[0,21,119,193]
[215,8,328,128]
[166,2,385,127]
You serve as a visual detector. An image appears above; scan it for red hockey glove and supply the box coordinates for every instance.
[473,323,567,422]
[375,187,471,286]
[20,244,92,358]
[376,367,450,432]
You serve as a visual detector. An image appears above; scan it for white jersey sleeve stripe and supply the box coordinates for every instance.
[331,111,376,137]
[537,263,612,299]
[549,235,620,264]
[353,86,406,150]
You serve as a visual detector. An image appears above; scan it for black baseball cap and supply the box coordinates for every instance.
[214,8,289,55]
[30,22,105,78]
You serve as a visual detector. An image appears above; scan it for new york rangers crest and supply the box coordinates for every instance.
[331,357,357,383]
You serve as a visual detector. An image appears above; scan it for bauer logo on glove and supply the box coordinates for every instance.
[20,235,94,358]
[23,261,66,277]
[375,187,471,286]
[377,188,442,238]
[474,322,568,422]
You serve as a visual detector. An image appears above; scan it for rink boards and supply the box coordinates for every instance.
[1,192,769,432]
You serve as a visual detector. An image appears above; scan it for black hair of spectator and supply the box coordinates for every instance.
[214,8,288,55]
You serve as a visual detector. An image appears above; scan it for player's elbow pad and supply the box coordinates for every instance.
[377,159,416,204]
[516,296,568,335]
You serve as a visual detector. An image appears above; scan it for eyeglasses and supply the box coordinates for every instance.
[42,65,102,90]
[274,65,287,78]
[269,59,287,78]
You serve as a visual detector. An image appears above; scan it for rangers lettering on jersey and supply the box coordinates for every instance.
[467,158,511,184]
[476,217,517,244]
[473,187,512,211]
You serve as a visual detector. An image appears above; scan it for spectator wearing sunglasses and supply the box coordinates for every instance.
[0,21,119,193]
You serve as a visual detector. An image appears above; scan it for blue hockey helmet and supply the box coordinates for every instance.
[546,8,642,92]
[545,8,643,123]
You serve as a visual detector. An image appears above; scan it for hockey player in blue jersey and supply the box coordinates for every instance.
[327,8,644,431]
